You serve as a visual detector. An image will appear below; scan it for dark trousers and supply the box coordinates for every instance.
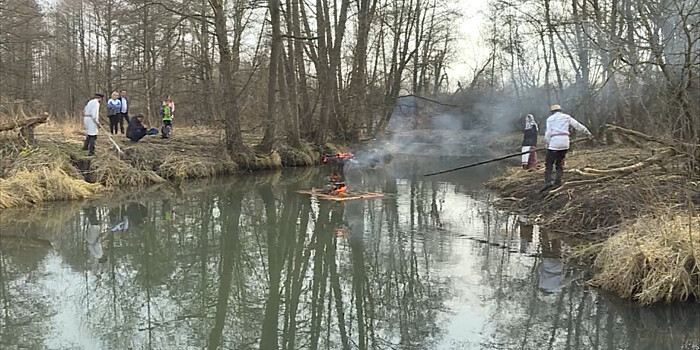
[108,115,119,134]
[117,113,129,134]
[162,120,172,138]
[128,129,147,142]
[545,149,567,185]
[83,135,97,155]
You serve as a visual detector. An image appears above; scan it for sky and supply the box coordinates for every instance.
[447,1,490,90]
[37,0,489,90]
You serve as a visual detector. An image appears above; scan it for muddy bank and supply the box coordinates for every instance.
[487,132,699,304]
[0,123,344,209]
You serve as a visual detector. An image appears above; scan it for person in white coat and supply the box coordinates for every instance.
[542,104,593,191]
[85,206,108,263]
[83,93,104,156]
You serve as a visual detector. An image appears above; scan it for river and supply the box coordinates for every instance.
[1,159,699,349]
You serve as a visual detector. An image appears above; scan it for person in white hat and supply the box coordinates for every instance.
[541,104,593,191]
[83,93,104,156]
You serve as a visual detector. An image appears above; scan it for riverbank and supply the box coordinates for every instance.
[487,129,699,304]
[0,120,342,209]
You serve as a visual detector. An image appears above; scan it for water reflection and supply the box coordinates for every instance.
[0,163,699,349]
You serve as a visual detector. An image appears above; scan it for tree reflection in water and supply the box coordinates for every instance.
[1,165,700,349]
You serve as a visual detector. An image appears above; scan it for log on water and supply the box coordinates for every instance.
[296,189,385,201]
[0,113,49,132]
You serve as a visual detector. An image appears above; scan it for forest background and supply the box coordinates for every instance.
[0,0,697,159]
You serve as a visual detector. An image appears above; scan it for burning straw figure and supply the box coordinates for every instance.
[323,172,347,195]
[322,152,354,195]
[521,114,538,169]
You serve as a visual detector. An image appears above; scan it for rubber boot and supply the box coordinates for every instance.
[87,135,96,156]
[553,164,564,189]
[541,170,553,192]
[83,136,89,151]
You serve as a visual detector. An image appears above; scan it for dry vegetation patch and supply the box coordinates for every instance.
[574,214,700,304]
[0,118,323,209]
[488,126,699,304]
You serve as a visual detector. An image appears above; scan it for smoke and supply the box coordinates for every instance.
[431,112,465,130]
[344,94,546,182]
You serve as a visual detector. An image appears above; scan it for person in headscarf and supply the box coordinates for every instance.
[521,114,538,169]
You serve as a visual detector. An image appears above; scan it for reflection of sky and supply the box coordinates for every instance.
[42,253,104,350]
[3,167,700,349]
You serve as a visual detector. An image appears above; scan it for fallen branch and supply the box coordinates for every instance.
[606,124,699,154]
[0,113,49,132]
[396,94,459,108]
[548,176,616,195]
[581,148,676,176]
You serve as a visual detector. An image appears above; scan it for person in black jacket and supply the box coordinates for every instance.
[521,114,538,169]
[126,114,149,142]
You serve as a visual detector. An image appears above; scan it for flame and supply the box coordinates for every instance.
[331,185,347,195]
[323,152,354,163]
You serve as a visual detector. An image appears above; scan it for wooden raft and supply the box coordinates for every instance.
[296,189,384,201]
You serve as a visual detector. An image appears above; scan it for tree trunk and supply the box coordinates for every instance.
[209,0,248,153]
[260,0,282,153]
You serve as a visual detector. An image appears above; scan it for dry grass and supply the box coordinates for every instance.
[487,145,692,234]
[89,154,166,187]
[0,116,325,209]
[489,140,700,304]
[575,213,700,304]
[0,168,101,208]
[0,144,103,209]
[0,140,103,208]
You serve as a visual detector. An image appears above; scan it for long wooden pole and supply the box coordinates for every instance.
[97,124,124,155]
[424,138,589,177]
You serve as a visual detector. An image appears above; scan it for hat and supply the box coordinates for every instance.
[95,93,105,98]
[550,104,562,111]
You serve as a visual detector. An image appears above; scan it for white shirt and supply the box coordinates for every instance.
[84,99,100,122]
[538,258,564,293]
[120,97,128,114]
[544,112,591,150]
[86,224,104,259]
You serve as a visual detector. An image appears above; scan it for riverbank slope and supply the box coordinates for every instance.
[487,128,699,304]
[0,120,341,209]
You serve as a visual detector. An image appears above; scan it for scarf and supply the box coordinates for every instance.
[525,114,538,131]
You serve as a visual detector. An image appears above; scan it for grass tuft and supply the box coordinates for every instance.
[576,214,700,304]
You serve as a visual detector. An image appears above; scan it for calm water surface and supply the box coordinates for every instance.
[1,160,699,350]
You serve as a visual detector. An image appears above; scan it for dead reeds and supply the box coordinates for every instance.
[488,125,700,304]
[575,213,700,304]
[0,117,330,210]
[0,142,101,209]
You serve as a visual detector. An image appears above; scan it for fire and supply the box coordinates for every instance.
[322,152,354,163]
[330,185,347,195]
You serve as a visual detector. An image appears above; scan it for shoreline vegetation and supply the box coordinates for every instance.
[487,125,699,305]
[0,118,343,209]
